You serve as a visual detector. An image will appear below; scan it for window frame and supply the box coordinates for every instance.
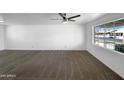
[92,17,124,55]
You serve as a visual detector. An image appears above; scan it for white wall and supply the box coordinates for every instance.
[5,25,86,50]
[0,25,5,50]
[86,13,124,78]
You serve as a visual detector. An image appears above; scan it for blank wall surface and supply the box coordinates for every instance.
[0,25,4,50]
[5,25,86,50]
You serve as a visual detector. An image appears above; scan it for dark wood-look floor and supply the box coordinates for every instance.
[0,50,123,80]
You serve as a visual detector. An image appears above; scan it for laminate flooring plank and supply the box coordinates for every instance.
[0,50,123,80]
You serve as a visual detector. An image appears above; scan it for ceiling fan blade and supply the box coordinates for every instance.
[50,18,62,20]
[68,15,81,20]
[69,19,76,22]
[59,13,65,19]
[63,13,66,16]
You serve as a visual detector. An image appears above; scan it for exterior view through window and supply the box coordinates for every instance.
[94,18,124,54]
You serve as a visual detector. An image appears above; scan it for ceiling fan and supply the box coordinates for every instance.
[50,13,81,24]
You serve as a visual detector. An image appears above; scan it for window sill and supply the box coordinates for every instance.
[93,44,124,56]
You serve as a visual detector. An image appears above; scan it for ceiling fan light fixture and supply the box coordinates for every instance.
[62,20,68,24]
[0,20,4,22]
[58,13,81,24]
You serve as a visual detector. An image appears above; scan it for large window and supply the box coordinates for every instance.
[94,18,124,54]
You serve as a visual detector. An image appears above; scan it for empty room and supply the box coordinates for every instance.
[0,13,124,80]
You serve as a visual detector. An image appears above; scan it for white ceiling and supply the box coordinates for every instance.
[0,13,106,25]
